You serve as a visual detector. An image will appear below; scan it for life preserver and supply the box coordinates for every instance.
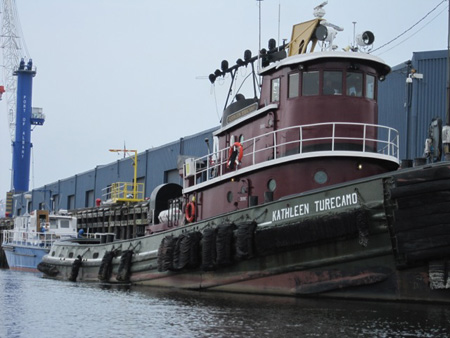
[227,142,243,169]
[185,201,196,223]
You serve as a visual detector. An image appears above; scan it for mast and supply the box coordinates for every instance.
[444,4,450,160]
[447,2,450,126]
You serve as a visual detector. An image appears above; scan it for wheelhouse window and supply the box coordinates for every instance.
[271,78,280,102]
[302,71,319,96]
[288,73,299,98]
[323,71,342,95]
[49,219,58,229]
[366,74,375,99]
[346,72,363,97]
[60,220,70,228]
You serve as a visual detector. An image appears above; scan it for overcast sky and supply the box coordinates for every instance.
[0,0,448,212]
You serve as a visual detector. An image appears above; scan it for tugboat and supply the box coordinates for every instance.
[39,4,450,302]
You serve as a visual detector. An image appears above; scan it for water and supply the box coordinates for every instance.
[0,269,449,338]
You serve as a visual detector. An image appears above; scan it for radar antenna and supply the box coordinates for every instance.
[313,1,328,18]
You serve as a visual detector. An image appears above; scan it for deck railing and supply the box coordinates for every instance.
[184,122,399,189]
[102,182,145,203]
[2,230,67,247]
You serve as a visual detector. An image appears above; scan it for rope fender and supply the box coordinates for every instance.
[68,255,82,282]
[98,251,116,281]
[116,250,134,282]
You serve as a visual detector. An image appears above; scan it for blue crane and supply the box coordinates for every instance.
[1,0,44,196]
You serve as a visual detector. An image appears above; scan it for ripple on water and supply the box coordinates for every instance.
[0,270,449,338]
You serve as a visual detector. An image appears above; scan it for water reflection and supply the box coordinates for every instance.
[0,270,26,338]
[0,269,449,338]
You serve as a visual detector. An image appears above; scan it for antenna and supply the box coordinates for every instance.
[278,0,281,51]
[257,0,263,73]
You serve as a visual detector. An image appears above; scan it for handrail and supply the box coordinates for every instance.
[101,182,145,203]
[183,122,399,189]
[2,229,72,247]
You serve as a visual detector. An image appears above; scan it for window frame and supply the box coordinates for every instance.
[302,70,320,96]
[288,72,300,99]
[323,70,343,96]
[271,77,281,102]
[346,72,364,97]
[365,74,376,100]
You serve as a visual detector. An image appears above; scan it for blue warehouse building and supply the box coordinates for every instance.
[13,127,218,216]
[378,50,448,161]
[11,49,449,217]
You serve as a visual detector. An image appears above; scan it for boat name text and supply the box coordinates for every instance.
[226,103,258,124]
[272,192,358,222]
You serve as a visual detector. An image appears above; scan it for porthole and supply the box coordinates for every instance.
[314,170,328,184]
[51,251,55,257]
[93,252,99,259]
[68,252,74,258]
[227,191,233,203]
[267,179,277,192]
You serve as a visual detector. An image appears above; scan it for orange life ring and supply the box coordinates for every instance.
[227,142,243,168]
[185,201,196,223]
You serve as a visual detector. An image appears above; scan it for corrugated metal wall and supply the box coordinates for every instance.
[13,127,218,215]
[379,50,447,161]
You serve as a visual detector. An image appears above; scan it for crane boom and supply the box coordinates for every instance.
[1,0,26,141]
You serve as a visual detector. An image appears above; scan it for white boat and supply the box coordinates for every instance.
[2,208,78,272]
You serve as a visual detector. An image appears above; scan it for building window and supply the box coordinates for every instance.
[288,73,299,98]
[52,194,59,212]
[323,71,342,95]
[271,78,280,102]
[85,190,94,208]
[302,71,319,96]
[68,195,75,210]
[346,72,363,97]
[165,169,180,184]
[366,74,375,99]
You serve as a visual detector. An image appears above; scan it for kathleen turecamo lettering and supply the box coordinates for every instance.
[272,192,358,222]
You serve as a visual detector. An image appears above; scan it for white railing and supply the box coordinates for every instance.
[2,230,65,248]
[184,122,399,188]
